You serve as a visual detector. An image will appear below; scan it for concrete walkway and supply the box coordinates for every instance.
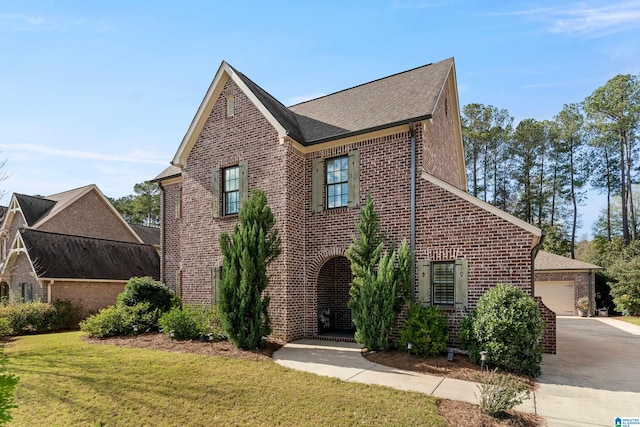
[273,317,640,427]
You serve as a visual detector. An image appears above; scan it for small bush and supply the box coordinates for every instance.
[460,284,544,377]
[476,370,530,417]
[0,320,11,338]
[117,277,180,313]
[80,306,130,338]
[0,301,57,334]
[51,300,83,330]
[396,304,448,358]
[159,305,224,341]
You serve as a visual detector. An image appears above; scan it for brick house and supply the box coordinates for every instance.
[0,184,159,316]
[155,57,555,351]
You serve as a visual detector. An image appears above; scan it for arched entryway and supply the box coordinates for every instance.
[316,256,354,338]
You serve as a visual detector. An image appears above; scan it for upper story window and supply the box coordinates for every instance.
[223,166,240,215]
[432,262,455,306]
[326,156,349,209]
[312,150,360,212]
[211,162,247,219]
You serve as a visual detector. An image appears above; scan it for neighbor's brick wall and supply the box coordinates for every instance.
[6,253,42,300]
[422,82,464,189]
[1,212,26,264]
[535,296,557,354]
[38,190,139,242]
[535,271,595,315]
[51,281,126,318]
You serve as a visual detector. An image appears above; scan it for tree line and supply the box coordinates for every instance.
[462,73,640,258]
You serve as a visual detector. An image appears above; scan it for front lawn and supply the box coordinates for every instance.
[5,332,444,426]
[616,316,640,326]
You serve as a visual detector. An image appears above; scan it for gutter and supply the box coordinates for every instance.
[409,121,416,302]
[530,231,546,296]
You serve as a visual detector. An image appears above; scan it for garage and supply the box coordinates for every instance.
[534,251,601,316]
[535,281,574,315]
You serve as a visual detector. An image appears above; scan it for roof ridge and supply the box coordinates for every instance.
[21,228,154,247]
[288,59,450,108]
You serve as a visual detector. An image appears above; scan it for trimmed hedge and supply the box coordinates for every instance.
[158,305,224,341]
[396,304,448,358]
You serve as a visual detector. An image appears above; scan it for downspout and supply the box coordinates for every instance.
[530,231,545,296]
[589,269,594,317]
[158,182,166,285]
[409,121,416,302]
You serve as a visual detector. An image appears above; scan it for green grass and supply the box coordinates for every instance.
[5,332,445,426]
[616,316,640,326]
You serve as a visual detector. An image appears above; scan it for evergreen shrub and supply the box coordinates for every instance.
[396,304,448,358]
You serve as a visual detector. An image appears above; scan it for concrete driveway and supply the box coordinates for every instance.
[536,317,640,426]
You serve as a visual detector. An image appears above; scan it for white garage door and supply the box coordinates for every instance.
[535,281,574,316]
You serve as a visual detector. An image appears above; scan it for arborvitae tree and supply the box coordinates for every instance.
[218,189,281,350]
[346,194,412,350]
[345,193,384,308]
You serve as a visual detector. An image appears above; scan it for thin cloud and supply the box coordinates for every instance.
[0,143,166,165]
[0,13,113,32]
[501,1,640,38]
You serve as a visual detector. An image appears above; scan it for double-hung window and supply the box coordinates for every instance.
[326,156,349,209]
[432,262,455,306]
[223,166,240,215]
[312,150,360,212]
[212,162,248,218]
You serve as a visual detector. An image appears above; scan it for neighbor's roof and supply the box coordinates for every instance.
[152,164,182,181]
[129,223,160,247]
[14,194,56,226]
[535,251,601,271]
[20,229,160,280]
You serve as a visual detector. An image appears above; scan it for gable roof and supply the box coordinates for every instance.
[129,224,160,247]
[14,194,56,226]
[19,229,159,281]
[172,58,458,166]
[535,251,601,272]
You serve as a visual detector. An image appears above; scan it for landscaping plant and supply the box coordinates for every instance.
[158,305,224,341]
[80,277,178,338]
[460,283,544,377]
[396,304,448,358]
[219,189,281,350]
[347,194,412,351]
[0,301,57,335]
[476,370,530,418]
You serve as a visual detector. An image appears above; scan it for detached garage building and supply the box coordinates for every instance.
[534,251,601,316]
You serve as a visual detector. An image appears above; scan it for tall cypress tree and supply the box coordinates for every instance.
[219,189,281,350]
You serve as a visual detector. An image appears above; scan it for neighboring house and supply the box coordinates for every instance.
[154,58,556,352]
[130,223,161,253]
[0,184,160,316]
[534,251,601,316]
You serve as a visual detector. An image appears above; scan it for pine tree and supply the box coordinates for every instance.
[218,189,281,350]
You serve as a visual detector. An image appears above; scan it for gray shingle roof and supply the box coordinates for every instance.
[535,251,601,271]
[20,229,160,280]
[234,57,453,146]
[14,194,56,226]
[129,224,160,246]
[152,165,182,181]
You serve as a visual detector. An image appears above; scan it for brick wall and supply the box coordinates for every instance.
[38,190,139,242]
[535,296,557,354]
[160,182,182,292]
[422,83,463,189]
[50,281,126,318]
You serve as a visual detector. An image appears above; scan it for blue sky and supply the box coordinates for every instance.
[1,1,639,237]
